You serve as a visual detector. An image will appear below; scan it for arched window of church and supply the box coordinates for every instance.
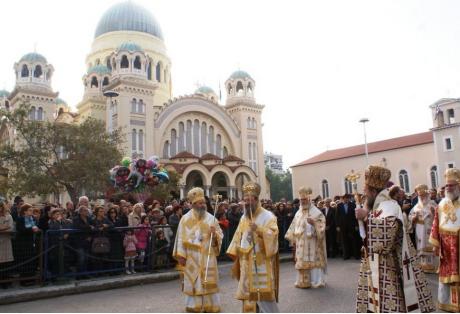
[322,180,329,198]
[247,117,251,128]
[132,129,137,151]
[112,59,117,70]
[193,120,200,156]
[344,178,353,194]
[223,146,228,158]
[430,166,439,189]
[156,63,161,82]
[29,106,36,120]
[252,118,256,129]
[90,76,98,88]
[34,65,43,78]
[236,81,244,93]
[102,77,109,86]
[138,130,144,152]
[106,57,112,71]
[170,129,177,156]
[163,141,170,159]
[247,82,253,94]
[178,122,185,152]
[216,134,222,157]
[95,59,100,66]
[133,56,141,70]
[201,122,207,155]
[58,107,64,115]
[147,61,152,80]
[21,64,29,77]
[399,170,410,193]
[131,98,137,113]
[138,99,144,113]
[186,120,192,153]
[37,107,43,121]
[121,55,129,68]
[227,83,233,95]
[209,126,215,155]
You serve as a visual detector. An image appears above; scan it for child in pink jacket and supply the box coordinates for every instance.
[123,230,137,274]
[135,215,151,265]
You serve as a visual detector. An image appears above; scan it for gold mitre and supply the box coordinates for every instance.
[445,168,460,183]
[415,184,429,194]
[242,182,261,197]
[365,165,391,190]
[298,187,313,198]
[187,187,205,204]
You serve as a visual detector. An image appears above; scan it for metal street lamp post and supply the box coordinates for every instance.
[359,118,369,166]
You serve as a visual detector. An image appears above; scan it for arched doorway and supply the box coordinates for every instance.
[185,170,205,193]
[211,171,229,199]
[235,172,251,200]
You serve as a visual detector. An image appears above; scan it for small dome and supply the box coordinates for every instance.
[118,42,143,52]
[95,1,164,40]
[56,98,67,106]
[195,86,215,95]
[229,70,252,80]
[20,52,47,64]
[87,64,111,75]
[0,90,9,98]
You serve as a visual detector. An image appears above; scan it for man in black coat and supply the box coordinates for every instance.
[322,198,338,258]
[335,194,361,259]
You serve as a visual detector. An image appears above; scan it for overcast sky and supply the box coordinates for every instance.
[2,0,460,169]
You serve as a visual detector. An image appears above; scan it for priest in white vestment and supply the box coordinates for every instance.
[409,184,437,273]
[285,186,327,288]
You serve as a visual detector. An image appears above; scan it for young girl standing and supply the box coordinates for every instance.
[123,230,137,274]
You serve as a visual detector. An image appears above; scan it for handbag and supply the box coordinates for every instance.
[91,235,111,254]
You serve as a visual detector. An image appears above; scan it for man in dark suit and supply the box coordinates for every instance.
[335,194,361,259]
[323,198,338,258]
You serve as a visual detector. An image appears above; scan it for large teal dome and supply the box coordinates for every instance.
[94,1,164,40]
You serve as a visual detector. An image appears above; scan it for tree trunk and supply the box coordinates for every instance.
[66,185,79,208]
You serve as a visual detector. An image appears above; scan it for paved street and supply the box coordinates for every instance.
[0,258,439,313]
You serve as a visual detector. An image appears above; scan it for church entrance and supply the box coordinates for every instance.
[211,171,229,199]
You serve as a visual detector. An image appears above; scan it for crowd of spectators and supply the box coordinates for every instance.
[0,184,443,288]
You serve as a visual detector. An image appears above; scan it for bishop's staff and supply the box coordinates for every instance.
[246,196,262,302]
[346,170,378,313]
[203,194,221,289]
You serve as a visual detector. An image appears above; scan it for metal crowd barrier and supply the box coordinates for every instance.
[0,231,43,286]
[0,217,293,288]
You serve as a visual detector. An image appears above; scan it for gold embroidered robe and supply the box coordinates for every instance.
[227,206,279,313]
[173,209,223,312]
[409,199,437,272]
[285,204,327,288]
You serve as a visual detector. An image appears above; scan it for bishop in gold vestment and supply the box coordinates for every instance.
[285,187,327,288]
[173,187,223,312]
[227,182,280,313]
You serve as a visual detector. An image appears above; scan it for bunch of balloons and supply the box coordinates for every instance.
[109,156,169,193]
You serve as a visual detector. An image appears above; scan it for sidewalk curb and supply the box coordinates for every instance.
[0,255,293,305]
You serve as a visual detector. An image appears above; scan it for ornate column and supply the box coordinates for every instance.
[229,186,236,200]
[179,184,186,200]
[204,185,211,197]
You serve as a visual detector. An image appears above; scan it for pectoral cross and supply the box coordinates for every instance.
[403,251,411,280]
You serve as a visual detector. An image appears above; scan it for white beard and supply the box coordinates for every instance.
[446,190,460,202]
[418,196,429,206]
